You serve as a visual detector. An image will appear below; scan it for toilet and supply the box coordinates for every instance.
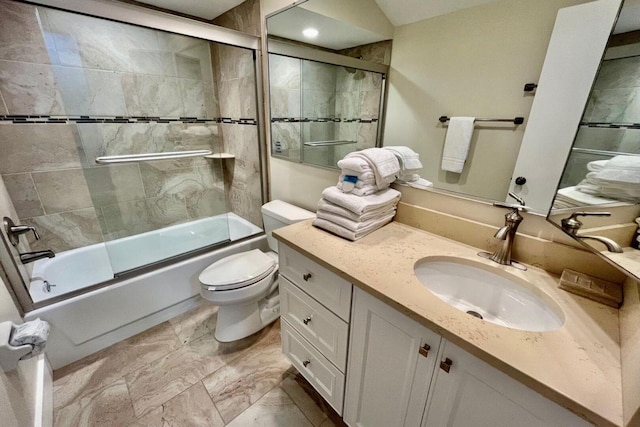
[199,200,315,342]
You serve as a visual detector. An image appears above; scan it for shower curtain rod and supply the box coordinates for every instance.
[95,150,213,164]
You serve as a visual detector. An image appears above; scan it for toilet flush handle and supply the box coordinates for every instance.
[303,273,312,281]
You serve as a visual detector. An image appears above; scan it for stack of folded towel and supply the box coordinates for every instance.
[574,156,640,202]
[313,148,403,241]
[313,186,401,241]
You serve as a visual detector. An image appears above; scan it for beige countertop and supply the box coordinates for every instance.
[274,220,622,427]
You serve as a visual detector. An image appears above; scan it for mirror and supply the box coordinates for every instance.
[266,0,390,170]
[266,0,618,211]
[548,0,640,280]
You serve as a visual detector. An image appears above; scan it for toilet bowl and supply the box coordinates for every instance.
[199,201,315,342]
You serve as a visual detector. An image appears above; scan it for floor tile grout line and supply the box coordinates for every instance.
[278,377,326,427]
[199,379,227,426]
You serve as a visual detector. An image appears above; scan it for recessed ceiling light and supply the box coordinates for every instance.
[302,28,319,38]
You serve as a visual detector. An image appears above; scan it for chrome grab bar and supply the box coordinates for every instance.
[95,150,213,164]
[303,140,357,147]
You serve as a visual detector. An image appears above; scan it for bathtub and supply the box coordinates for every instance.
[25,213,267,369]
[29,212,262,302]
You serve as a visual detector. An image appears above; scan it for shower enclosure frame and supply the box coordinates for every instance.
[0,0,269,314]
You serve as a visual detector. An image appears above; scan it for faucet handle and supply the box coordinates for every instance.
[3,217,40,246]
[507,191,525,206]
[493,192,527,212]
[561,211,611,235]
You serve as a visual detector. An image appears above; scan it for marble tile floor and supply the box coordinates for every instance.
[53,299,347,427]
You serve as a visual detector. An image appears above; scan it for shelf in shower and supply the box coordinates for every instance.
[205,153,235,159]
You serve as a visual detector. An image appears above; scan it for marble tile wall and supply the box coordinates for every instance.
[584,55,640,124]
[212,2,264,228]
[0,1,232,253]
[268,39,390,168]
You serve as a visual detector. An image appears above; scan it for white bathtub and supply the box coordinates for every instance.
[25,213,267,369]
[29,212,261,303]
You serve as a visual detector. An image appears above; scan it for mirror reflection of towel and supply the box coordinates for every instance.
[441,117,475,173]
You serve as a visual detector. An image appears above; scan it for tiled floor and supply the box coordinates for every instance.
[53,299,347,427]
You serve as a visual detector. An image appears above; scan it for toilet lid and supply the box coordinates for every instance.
[199,249,276,290]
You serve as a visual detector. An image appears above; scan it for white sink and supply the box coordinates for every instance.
[414,257,564,332]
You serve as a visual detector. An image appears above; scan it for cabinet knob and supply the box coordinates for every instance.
[418,343,431,358]
[515,176,527,185]
[303,316,312,325]
[303,359,311,368]
[440,358,453,373]
[303,273,312,281]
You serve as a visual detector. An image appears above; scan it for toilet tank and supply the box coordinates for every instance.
[261,200,315,253]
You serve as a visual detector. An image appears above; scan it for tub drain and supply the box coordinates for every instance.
[466,310,483,319]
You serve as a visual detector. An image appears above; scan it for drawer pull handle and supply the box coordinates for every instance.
[303,359,311,368]
[418,343,431,358]
[303,273,312,281]
[440,358,453,373]
[303,316,312,325]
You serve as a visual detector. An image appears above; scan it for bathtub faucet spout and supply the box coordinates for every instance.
[19,249,55,264]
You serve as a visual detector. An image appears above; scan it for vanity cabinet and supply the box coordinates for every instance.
[345,288,592,427]
[279,244,353,414]
[343,288,442,427]
[422,340,592,427]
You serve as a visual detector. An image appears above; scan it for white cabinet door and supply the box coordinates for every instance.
[422,340,593,427]
[344,288,442,427]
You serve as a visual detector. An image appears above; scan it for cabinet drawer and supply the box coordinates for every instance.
[279,244,352,321]
[282,319,345,415]
[281,277,349,371]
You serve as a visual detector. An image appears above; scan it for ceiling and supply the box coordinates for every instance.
[373,0,499,26]
[136,0,245,20]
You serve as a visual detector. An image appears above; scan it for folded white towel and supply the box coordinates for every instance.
[10,318,50,358]
[316,210,396,232]
[556,186,618,206]
[603,155,640,172]
[312,215,394,241]
[318,198,395,222]
[339,174,375,188]
[587,160,607,172]
[337,181,378,196]
[337,157,372,173]
[322,186,401,215]
[383,146,423,171]
[441,117,475,173]
[346,148,400,190]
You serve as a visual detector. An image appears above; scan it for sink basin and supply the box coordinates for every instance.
[414,257,564,332]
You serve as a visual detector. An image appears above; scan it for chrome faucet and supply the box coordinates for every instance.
[560,212,623,253]
[3,217,39,246]
[19,250,55,264]
[478,192,527,270]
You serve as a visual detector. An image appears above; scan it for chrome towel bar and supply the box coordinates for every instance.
[95,150,213,164]
[439,116,524,125]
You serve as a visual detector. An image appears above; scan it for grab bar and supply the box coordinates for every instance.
[439,116,524,125]
[304,140,357,147]
[95,150,212,164]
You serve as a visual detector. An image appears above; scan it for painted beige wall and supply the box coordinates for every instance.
[383,0,591,201]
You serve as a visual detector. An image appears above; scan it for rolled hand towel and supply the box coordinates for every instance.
[318,198,396,222]
[322,186,401,215]
[316,209,396,232]
[346,148,400,190]
[383,146,423,170]
[587,160,607,172]
[337,157,372,173]
[312,215,394,241]
[337,181,378,196]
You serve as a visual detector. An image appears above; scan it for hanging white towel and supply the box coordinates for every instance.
[441,117,475,173]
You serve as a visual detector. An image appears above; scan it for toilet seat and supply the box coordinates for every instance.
[199,249,277,291]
